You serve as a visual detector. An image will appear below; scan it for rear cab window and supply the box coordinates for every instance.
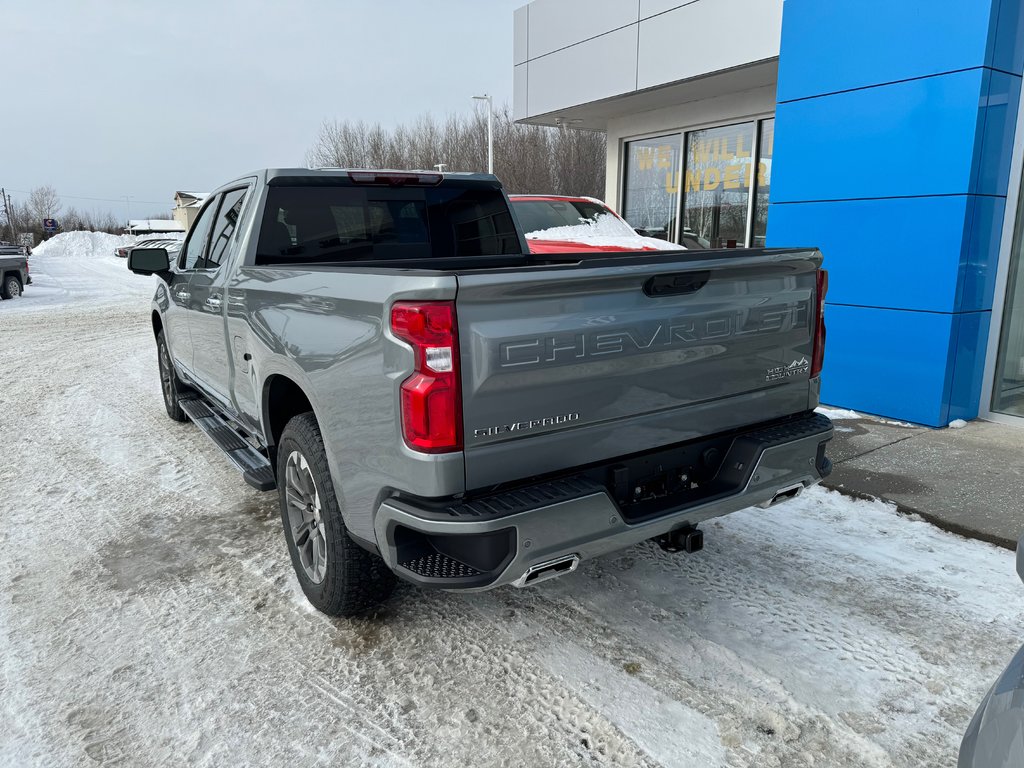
[255,178,521,265]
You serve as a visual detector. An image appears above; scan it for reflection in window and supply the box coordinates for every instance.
[752,118,773,248]
[621,134,681,242]
[205,187,248,268]
[179,201,217,270]
[992,173,1024,417]
[682,122,754,249]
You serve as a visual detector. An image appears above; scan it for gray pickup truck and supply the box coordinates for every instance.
[127,168,833,616]
[0,245,30,299]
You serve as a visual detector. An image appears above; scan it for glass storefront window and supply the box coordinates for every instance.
[752,118,774,248]
[992,177,1024,417]
[621,134,682,242]
[681,122,755,249]
[622,118,774,249]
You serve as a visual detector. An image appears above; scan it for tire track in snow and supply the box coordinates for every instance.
[2,249,1021,767]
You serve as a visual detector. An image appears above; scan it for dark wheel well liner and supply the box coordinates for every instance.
[263,375,315,457]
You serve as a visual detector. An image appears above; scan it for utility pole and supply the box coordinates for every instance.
[1,187,19,243]
[472,94,494,174]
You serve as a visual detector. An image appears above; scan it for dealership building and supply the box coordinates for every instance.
[512,0,1024,427]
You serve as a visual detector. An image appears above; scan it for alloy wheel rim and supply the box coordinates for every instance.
[284,450,328,584]
[9,281,19,297]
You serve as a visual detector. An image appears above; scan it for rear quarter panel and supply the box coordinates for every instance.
[225,266,464,542]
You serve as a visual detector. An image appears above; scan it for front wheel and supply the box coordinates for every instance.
[1,275,21,299]
[156,331,188,422]
[277,412,396,616]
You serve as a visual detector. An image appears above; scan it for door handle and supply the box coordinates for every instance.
[206,295,222,309]
[175,290,191,300]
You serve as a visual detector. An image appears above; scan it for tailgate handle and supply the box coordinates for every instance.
[644,271,710,297]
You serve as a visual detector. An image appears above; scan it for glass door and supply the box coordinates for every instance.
[992,179,1024,417]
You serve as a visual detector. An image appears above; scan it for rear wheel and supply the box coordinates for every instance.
[277,412,395,616]
[1,275,21,299]
[156,331,188,422]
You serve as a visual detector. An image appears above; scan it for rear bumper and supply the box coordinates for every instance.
[374,412,833,591]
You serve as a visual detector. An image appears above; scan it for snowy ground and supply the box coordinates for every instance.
[1,235,1021,767]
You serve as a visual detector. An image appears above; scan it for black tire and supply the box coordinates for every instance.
[1,275,21,299]
[277,412,396,616]
[156,331,188,422]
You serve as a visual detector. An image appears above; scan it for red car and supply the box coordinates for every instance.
[508,195,676,254]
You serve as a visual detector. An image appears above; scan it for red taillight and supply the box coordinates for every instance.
[810,269,828,378]
[390,301,462,452]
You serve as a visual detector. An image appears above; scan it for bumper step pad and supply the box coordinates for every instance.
[179,397,276,491]
[399,553,482,580]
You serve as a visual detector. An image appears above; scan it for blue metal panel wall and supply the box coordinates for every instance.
[767,0,1024,426]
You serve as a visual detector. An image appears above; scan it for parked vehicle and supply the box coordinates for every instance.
[115,237,183,259]
[127,168,833,616]
[959,534,1024,767]
[0,241,30,257]
[509,195,705,253]
[0,251,30,299]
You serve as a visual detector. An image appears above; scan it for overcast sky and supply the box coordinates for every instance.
[2,0,525,220]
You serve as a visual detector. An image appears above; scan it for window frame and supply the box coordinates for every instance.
[620,112,775,249]
[619,132,684,244]
[176,195,221,272]
[201,186,251,272]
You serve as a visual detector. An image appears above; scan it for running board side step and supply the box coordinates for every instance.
[178,397,276,491]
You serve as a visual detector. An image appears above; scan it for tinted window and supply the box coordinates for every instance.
[203,187,248,269]
[179,199,218,270]
[255,184,519,264]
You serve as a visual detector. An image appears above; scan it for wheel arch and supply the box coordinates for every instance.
[151,310,163,338]
[262,373,318,461]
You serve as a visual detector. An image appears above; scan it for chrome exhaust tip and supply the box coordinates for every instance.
[758,483,804,509]
[512,554,580,588]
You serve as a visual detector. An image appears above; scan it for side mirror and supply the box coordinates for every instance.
[127,247,171,277]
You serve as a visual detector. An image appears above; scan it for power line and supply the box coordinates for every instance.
[4,188,168,206]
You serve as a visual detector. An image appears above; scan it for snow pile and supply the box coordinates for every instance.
[4,231,156,310]
[881,419,916,427]
[31,231,138,259]
[815,406,862,420]
[526,213,679,250]
[949,418,968,429]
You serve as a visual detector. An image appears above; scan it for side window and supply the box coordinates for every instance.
[178,198,219,271]
[204,187,249,269]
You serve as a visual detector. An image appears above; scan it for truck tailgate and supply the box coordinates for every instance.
[456,248,822,489]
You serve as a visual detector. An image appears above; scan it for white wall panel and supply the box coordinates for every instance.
[513,64,529,121]
[640,0,689,20]
[526,0,638,59]
[527,25,639,116]
[514,5,529,65]
[637,0,782,89]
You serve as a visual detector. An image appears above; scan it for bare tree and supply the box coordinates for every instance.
[306,104,606,198]
[27,185,63,224]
